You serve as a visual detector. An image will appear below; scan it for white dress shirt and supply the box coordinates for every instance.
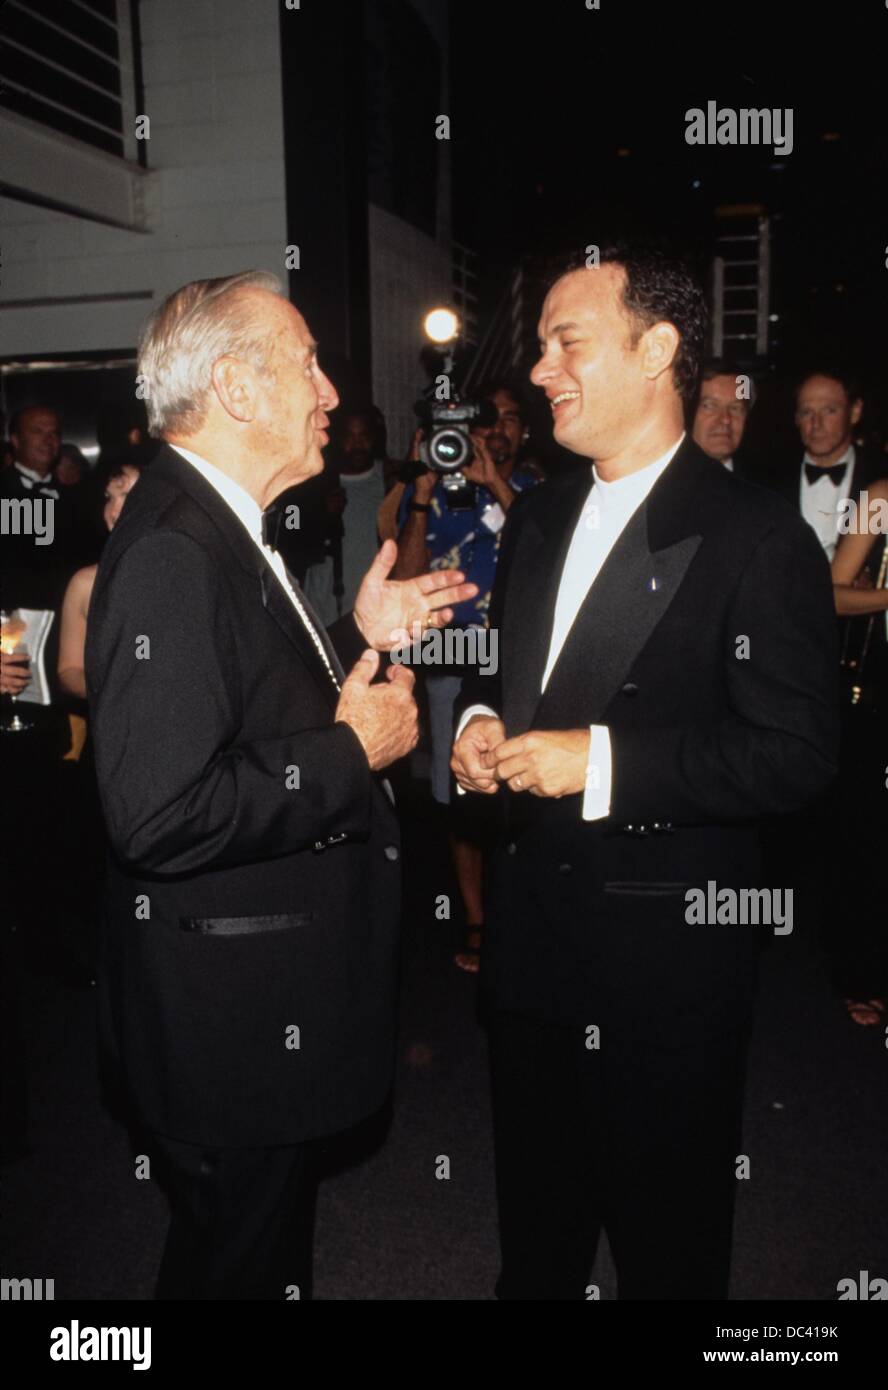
[799,446,855,559]
[170,444,341,690]
[458,434,684,819]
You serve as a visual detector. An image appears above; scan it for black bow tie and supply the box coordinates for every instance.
[805,462,847,488]
[261,501,285,552]
[16,470,59,500]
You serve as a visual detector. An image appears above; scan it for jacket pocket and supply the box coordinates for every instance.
[179,912,315,936]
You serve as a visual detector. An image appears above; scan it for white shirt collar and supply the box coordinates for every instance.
[14,461,55,486]
[340,459,381,484]
[170,443,266,548]
[590,432,685,507]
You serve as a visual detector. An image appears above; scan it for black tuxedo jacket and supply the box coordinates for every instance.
[459,438,840,1022]
[764,446,881,515]
[85,445,401,1147]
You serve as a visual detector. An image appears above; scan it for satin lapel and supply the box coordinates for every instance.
[539,504,701,723]
[259,568,341,704]
[503,471,591,736]
[534,442,707,725]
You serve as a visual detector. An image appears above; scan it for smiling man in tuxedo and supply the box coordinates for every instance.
[452,241,839,1300]
[86,271,475,1300]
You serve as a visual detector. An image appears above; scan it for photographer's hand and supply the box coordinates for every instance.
[408,429,436,503]
[393,430,436,579]
[463,435,515,511]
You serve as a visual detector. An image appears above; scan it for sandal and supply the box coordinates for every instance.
[843,998,886,1028]
[454,925,483,974]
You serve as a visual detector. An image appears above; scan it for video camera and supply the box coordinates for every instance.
[411,391,497,510]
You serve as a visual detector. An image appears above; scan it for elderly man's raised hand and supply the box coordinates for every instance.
[354,538,478,650]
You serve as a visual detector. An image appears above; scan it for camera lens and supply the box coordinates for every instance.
[430,429,469,470]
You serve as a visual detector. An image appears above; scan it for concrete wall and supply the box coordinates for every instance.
[0,0,287,358]
[368,203,452,456]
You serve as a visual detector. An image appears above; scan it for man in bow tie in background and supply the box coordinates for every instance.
[769,369,881,560]
[86,271,475,1300]
[451,239,840,1300]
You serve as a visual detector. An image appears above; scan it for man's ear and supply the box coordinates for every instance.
[850,397,864,428]
[212,356,259,423]
[640,321,680,385]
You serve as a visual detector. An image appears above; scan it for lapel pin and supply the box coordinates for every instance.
[648,576,659,592]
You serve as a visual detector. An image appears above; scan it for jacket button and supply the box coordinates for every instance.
[384,845,399,862]
[621,682,638,696]
[558,862,572,875]
[505,842,517,855]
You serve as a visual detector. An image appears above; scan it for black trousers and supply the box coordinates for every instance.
[487,1005,753,1301]
[149,1132,315,1300]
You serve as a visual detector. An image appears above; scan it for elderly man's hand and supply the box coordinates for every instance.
[354,538,477,651]
[451,714,506,794]
[491,729,591,798]
[335,650,419,771]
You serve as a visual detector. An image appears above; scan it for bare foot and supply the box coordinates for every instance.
[454,926,482,974]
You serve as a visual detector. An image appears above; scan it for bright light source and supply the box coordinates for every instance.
[423,308,459,344]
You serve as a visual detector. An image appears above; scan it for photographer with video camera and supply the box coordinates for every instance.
[393,383,542,971]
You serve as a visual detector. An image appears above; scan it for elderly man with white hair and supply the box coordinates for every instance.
[85,271,475,1300]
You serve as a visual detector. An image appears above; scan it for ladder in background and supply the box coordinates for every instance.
[711,207,771,358]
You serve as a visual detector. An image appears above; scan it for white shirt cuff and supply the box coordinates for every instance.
[455,704,498,739]
[454,705,499,796]
[582,725,612,821]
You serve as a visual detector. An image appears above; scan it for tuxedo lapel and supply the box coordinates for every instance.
[504,470,590,736]
[540,505,701,723]
[258,566,342,703]
[849,450,871,503]
[527,443,706,728]
[148,447,340,704]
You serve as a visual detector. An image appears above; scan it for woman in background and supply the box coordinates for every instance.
[58,464,140,698]
[828,476,887,1028]
[54,463,141,984]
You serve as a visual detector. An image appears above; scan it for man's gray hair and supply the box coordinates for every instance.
[138,270,284,437]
